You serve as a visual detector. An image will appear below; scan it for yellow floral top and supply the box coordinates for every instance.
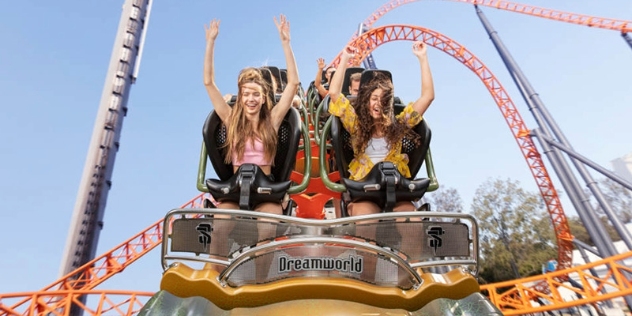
[328,94,423,180]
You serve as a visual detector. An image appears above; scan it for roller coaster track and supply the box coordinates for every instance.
[362,0,631,33]
[1,1,631,315]
[333,0,632,66]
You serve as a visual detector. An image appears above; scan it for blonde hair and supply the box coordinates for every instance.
[223,67,277,165]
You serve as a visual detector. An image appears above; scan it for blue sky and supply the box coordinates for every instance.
[0,0,630,298]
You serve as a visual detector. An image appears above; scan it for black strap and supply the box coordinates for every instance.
[381,163,398,213]
[238,165,256,210]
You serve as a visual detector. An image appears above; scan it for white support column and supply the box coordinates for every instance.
[59,0,152,278]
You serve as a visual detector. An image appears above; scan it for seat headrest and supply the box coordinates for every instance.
[261,66,283,94]
[360,69,393,86]
[280,69,287,90]
[341,67,364,96]
[321,67,336,84]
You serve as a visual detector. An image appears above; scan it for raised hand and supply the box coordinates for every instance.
[412,41,427,58]
[205,19,220,42]
[273,14,291,42]
[317,57,326,69]
[342,45,357,59]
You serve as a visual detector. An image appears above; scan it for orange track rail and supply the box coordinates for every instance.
[2,194,206,314]
[0,290,153,316]
[333,0,632,66]
[362,0,631,34]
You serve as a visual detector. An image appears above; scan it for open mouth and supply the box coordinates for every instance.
[371,105,382,116]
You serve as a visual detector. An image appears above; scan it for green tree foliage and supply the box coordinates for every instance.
[425,186,463,213]
[471,178,557,284]
[592,178,632,223]
[567,215,622,247]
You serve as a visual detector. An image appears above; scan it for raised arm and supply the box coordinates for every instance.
[328,46,355,103]
[271,14,300,130]
[203,19,231,123]
[411,41,435,116]
[313,58,328,98]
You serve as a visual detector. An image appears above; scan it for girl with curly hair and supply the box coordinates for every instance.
[328,42,435,216]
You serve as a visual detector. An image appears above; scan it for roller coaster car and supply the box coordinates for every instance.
[327,69,433,216]
[139,209,502,315]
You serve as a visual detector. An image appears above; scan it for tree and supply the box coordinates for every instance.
[592,177,632,223]
[567,215,622,247]
[471,178,557,284]
[425,186,464,213]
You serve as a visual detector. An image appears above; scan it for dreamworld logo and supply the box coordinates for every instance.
[277,255,363,274]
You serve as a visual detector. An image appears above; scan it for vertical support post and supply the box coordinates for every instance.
[59,0,152,279]
[622,33,632,50]
[475,5,632,309]
[475,5,618,258]
[358,23,378,69]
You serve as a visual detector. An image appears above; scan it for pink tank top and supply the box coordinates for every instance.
[231,138,273,166]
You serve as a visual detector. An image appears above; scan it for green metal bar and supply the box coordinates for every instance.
[197,142,209,193]
[297,103,309,152]
[425,147,439,192]
[313,99,326,145]
[306,86,318,127]
[288,119,311,194]
[319,117,346,192]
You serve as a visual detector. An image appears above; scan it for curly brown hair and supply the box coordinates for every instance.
[350,72,421,155]
[223,67,277,164]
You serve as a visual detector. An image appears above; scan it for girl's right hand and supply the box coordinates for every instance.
[412,41,427,58]
[205,19,220,42]
[342,45,357,59]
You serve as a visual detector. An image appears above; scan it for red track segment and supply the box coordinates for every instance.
[362,0,632,33]
[0,290,153,316]
[331,0,632,68]
[6,194,207,313]
[332,24,573,271]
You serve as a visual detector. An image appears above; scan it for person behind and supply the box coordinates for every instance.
[314,58,335,99]
[204,15,299,215]
[328,41,434,216]
[348,72,361,96]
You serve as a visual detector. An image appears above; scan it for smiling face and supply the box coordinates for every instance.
[240,82,265,117]
[368,88,384,120]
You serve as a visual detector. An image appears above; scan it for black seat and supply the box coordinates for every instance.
[261,66,283,94]
[279,69,288,91]
[330,69,432,216]
[203,107,301,214]
[341,67,364,97]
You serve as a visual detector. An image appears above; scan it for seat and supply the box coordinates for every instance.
[341,67,364,97]
[330,69,432,216]
[202,107,302,214]
[261,66,283,94]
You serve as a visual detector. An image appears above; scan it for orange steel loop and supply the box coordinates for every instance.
[362,0,632,33]
[332,0,632,67]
